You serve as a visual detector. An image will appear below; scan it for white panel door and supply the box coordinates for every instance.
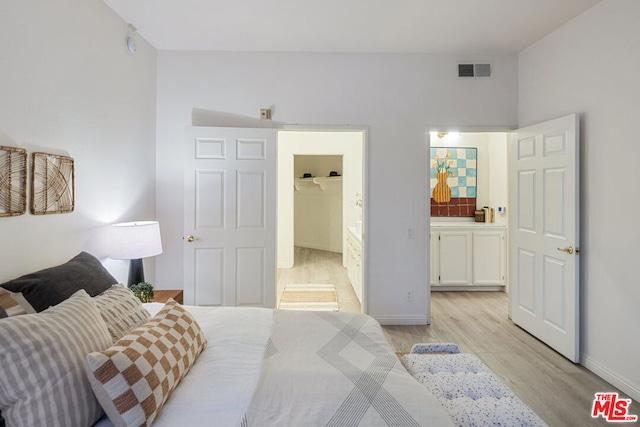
[184,127,276,308]
[509,114,580,362]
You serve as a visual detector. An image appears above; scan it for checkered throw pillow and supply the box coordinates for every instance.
[85,299,206,427]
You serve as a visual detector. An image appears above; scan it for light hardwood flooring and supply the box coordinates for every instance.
[276,246,361,313]
[383,291,639,427]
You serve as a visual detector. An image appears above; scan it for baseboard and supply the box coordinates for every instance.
[294,241,342,253]
[372,314,428,326]
[581,353,640,402]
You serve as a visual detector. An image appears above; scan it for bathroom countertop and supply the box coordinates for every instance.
[430,221,506,228]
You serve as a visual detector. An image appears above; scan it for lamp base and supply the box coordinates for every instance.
[127,258,145,287]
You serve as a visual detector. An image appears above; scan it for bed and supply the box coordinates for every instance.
[0,253,454,427]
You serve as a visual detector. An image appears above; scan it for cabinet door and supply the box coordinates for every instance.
[439,231,472,285]
[346,234,362,303]
[429,232,439,286]
[473,231,505,285]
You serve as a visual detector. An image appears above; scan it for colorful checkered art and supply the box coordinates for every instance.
[430,147,477,217]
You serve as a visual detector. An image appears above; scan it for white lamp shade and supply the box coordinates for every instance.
[110,221,163,260]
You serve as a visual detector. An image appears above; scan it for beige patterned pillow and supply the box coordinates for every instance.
[0,289,112,427]
[94,284,151,342]
[85,299,207,427]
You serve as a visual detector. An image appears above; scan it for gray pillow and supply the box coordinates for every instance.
[0,252,117,313]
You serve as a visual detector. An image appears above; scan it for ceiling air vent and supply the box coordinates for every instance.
[458,63,492,78]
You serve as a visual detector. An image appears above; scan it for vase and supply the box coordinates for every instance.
[433,172,452,203]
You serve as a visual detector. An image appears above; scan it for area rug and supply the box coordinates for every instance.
[278,284,340,311]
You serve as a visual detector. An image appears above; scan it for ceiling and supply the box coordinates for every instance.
[103,0,601,54]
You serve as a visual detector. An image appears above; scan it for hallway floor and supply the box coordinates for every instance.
[277,246,361,313]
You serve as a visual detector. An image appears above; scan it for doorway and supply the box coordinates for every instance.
[277,129,366,314]
[427,115,580,362]
[428,131,510,315]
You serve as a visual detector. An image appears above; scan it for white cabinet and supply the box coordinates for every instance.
[473,231,506,286]
[438,231,473,285]
[430,224,506,290]
[429,231,439,287]
[346,227,362,304]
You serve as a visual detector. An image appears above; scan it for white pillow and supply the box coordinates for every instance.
[94,284,151,342]
[0,289,113,427]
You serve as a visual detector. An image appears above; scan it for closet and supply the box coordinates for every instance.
[293,155,343,253]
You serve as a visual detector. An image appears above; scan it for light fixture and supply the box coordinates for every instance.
[110,221,163,287]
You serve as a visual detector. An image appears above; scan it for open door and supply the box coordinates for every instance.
[509,114,580,362]
[184,127,277,308]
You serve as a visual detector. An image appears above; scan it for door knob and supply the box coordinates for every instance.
[557,245,573,254]
[185,235,195,243]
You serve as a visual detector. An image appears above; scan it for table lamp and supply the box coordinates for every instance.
[110,221,163,287]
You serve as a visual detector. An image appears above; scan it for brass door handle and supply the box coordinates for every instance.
[185,235,195,243]
[557,245,574,255]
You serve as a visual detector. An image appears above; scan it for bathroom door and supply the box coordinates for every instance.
[183,126,277,308]
[509,114,580,362]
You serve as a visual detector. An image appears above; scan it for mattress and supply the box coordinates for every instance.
[95,304,453,426]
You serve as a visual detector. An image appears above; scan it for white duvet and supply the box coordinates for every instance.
[95,305,453,427]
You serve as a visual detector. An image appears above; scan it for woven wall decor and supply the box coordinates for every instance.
[0,146,27,217]
[31,152,75,215]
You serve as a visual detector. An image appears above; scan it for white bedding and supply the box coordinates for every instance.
[242,310,453,426]
[94,305,453,427]
[94,303,274,427]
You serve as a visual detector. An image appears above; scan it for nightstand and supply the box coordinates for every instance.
[152,290,184,304]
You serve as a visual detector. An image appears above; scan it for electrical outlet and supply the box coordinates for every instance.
[407,228,415,239]
[405,290,413,302]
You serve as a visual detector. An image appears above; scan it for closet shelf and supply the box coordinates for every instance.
[294,176,342,191]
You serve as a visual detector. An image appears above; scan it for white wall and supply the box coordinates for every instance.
[0,0,157,284]
[518,0,640,400]
[156,51,518,323]
[294,179,343,253]
[487,133,508,227]
[294,155,342,178]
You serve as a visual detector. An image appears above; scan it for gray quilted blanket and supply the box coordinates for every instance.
[242,310,453,426]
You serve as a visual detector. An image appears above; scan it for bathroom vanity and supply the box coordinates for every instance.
[430,222,506,291]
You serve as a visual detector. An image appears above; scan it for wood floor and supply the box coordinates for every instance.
[276,248,638,426]
[276,246,361,313]
[383,291,639,427]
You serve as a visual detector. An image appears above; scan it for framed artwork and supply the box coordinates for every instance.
[430,147,477,217]
[31,152,75,215]
[0,146,27,217]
